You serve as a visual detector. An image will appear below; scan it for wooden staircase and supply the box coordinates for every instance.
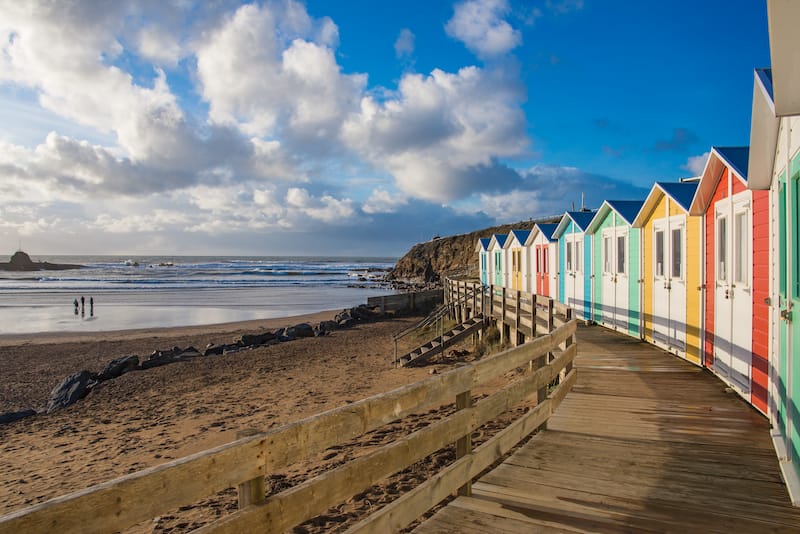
[397,314,484,368]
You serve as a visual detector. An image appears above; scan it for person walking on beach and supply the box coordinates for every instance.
[73,298,79,315]
[90,297,94,317]
[80,296,85,317]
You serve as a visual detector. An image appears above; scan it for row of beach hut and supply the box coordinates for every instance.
[475,4,800,505]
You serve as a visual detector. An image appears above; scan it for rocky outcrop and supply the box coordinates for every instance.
[387,218,560,285]
[0,251,83,271]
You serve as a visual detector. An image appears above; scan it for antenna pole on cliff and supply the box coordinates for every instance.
[581,192,585,211]
[571,201,575,211]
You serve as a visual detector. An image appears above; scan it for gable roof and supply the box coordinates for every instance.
[586,199,645,234]
[632,182,698,227]
[748,68,780,190]
[553,210,597,238]
[488,233,508,250]
[503,229,531,248]
[475,237,491,252]
[689,147,750,215]
[767,1,800,115]
[525,222,558,245]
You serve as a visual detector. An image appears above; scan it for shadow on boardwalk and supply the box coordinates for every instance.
[414,324,800,532]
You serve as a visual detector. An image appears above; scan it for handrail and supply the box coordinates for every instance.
[0,314,577,534]
[393,285,477,342]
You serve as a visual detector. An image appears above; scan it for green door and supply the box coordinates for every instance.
[494,251,503,286]
[790,162,800,469]
[778,157,800,473]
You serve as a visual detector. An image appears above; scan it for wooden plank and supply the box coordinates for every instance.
[202,355,577,533]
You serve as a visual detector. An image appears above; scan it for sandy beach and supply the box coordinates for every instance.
[0,309,521,532]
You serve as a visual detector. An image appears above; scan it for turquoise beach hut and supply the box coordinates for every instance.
[553,211,596,320]
[747,3,800,503]
[586,200,645,337]
[476,237,491,286]
[488,234,508,289]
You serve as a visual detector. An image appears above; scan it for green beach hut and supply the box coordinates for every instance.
[585,200,645,338]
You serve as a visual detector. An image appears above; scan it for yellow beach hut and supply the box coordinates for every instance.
[632,181,703,364]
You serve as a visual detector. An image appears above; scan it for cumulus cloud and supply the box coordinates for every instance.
[342,65,528,202]
[446,0,521,58]
[394,28,415,58]
[195,2,364,145]
[0,0,542,254]
[473,164,649,222]
[682,151,710,175]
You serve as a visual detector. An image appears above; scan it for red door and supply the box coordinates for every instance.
[536,244,549,296]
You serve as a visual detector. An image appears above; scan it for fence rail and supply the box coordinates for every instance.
[0,308,576,534]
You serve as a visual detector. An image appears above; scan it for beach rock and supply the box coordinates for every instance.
[47,370,96,412]
[278,335,295,342]
[286,323,314,338]
[234,332,276,347]
[97,355,140,381]
[315,320,339,336]
[351,305,378,321]
[203,344,225,356]
[0,409,37,425]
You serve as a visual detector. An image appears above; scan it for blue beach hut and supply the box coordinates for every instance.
[553,211,596,320]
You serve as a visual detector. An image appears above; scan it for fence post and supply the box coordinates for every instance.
[515,289,521,345]
[564,307,574,375]
[455,390,473,496]
[236,429,265,509]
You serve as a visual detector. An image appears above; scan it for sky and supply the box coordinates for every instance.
[0,0,770,257]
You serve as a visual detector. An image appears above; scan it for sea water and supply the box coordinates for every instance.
[0,256,396,335]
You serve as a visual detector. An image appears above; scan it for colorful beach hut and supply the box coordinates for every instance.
[632,182,702,364]
[748,37,800,501]
[503,229,531,292]
[586,200,644,337]
[524,223,559,298]
[689,146,769,410]
[488,234,508,289]
[553,211,595,320]
[475,237,491,286]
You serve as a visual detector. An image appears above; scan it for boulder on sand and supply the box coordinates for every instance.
[47,370,96,412]
[0,409,37,425]
[96,355,140,381]
[234,332,276,347]
[285,323,314,338]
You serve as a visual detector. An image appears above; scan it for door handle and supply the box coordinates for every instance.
[781,309,793,322]
[724,288,729,299]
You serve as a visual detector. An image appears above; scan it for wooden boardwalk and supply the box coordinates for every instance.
[414,324,800,533]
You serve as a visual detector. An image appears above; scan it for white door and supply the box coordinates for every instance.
[564,235,576,309]
[614,229,629,330]
[652,221,670,347]
[715,195,752,393]
[668,217,687,354]
[601,229,616,327]
[730,197,752,389]
[714,204,733,377]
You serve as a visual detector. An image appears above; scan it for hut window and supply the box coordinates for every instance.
[717,216,727,282]
[603,236,611,274]
[576,240,583,273]
[617,235,626,275]
[734,211,748,285]
[655,230,664,277]
[566,242,573,272]
[543,248,548,273]
[671,227,683,279]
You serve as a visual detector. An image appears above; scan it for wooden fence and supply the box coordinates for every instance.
[0,314,577,533]
[445,279,572,342]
